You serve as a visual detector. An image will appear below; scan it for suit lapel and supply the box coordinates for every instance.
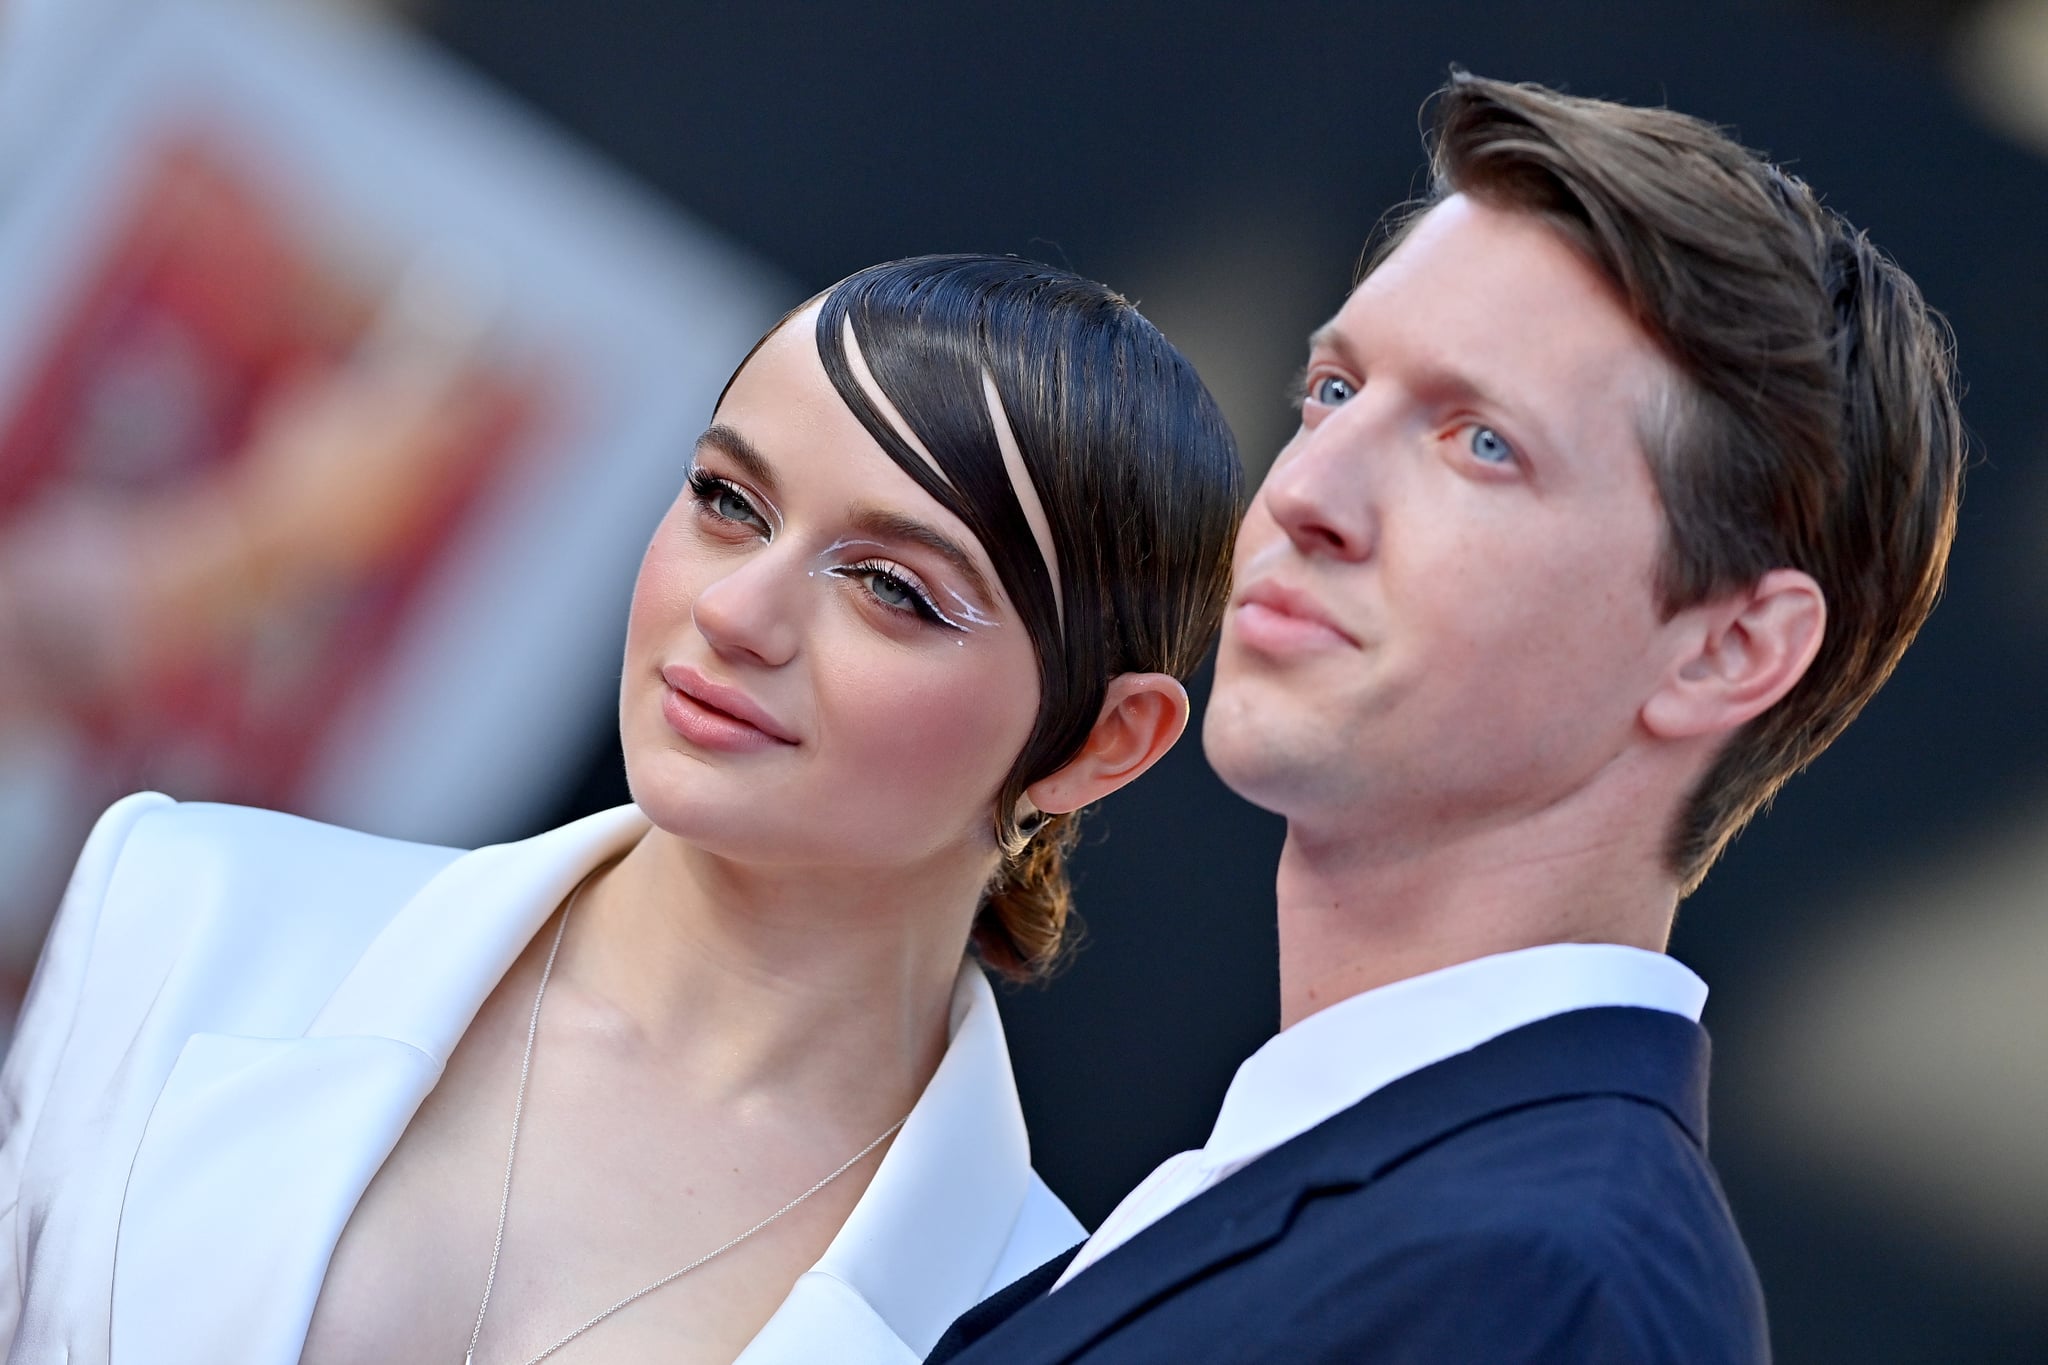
[950,1007,1709,1364]
[926,1246,1079,1363]
[108,805,649,1365]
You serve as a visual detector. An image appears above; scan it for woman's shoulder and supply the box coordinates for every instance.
[54,794,469,1014]
[85,792,464,921]
[94,791,463,879]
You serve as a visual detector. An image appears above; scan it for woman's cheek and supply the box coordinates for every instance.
[828,651,1036,804]
[629,523,728,653]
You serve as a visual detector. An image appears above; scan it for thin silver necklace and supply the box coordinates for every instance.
[464,881,910,1365]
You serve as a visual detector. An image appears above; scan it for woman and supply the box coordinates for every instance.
[0,256,1240,1365]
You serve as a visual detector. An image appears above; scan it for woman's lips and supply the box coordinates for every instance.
[659,664,799,752]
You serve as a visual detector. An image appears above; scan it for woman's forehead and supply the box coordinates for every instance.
[713,308,1008,588]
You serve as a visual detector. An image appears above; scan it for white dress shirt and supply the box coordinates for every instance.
[1054,942,1707,1290]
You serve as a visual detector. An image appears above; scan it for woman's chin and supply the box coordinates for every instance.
[622,786,825,868]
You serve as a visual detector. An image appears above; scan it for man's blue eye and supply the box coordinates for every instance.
[1469,426,1514,465]
[1311,375,1355,406]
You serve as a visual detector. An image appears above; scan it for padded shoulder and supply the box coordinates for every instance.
[114,798,463,896]
[1271,1095,1770,1363]
[91,799,463,1035]
[106,796,455,925]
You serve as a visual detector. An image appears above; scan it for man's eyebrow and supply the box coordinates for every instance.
[1306,319,1354,360]
[846,505,999,606]
[694,424,781,497]
[1410,360,1563,463]
[1305,320,1563,460]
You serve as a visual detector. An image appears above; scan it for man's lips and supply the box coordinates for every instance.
[1231,580,1360,653]
[659,663,799,746]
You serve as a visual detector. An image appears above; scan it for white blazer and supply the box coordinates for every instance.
[0,793,1081,1365]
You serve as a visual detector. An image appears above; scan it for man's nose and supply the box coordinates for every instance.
[691,548,803,668]
[1253,409,1381,563]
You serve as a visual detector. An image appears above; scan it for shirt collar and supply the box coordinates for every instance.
[1201,942,1707,1171]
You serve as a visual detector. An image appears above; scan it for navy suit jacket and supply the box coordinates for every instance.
[928,1006,1769,1363]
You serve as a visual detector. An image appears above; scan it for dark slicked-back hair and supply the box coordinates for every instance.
[1367,72,1963,890]
[799,255,1240,976]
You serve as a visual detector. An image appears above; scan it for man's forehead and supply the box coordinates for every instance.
[1315,199,1662,374]
[1304,196,1679,475]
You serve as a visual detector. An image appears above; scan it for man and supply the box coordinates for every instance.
[930,71,1962,1363]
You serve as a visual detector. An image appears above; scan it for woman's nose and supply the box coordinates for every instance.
[691,551,802,667]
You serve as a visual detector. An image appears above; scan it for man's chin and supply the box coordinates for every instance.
[1200,703,1322,816]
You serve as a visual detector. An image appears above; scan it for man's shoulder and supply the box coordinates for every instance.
[1400,1084,1723,1214]
[1144,1012,1762,1362]
[1255,1091,1767,1361]
[1371,1087,1750,1263]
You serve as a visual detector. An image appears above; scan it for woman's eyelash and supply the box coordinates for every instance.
[687,467,768,531]
[833,560,960,630]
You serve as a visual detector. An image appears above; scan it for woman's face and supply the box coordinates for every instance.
[620,305,1044,875]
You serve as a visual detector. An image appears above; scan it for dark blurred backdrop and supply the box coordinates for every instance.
[12,0,2042,1358]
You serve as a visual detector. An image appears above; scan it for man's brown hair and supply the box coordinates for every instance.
[1368,72,1964,891]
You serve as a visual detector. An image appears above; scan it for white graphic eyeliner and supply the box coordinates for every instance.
[818,537,998,633]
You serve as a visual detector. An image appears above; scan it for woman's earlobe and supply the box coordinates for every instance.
[1025,673,1191,814]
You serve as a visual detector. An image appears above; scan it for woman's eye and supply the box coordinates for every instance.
[689,470,769,535]
[864,569,919,612]
[1468,425,1515,466]
[1309,374,1356,406]
[834,561,956,629]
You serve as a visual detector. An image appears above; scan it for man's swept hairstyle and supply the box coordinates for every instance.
[1369,72,1964,891]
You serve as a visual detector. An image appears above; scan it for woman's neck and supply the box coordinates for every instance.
[552,826,988,1129]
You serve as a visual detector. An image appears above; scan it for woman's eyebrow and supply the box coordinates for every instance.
[845,506,998,606]
[695,424,781,498]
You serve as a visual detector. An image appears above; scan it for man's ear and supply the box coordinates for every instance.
[1024,674,1191,816]
[1642,568,1826,740]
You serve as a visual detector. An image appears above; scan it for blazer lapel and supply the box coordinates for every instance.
[734,965,1044,1364]
[953,1006,1709,1364]
[109,805,649,1365]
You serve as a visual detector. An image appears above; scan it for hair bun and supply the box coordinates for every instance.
[972,811,1080,981]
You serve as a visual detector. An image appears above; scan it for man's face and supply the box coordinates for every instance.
[1204,194,1690,847]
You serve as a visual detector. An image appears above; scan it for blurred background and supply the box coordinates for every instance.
[1,0,2043,1358]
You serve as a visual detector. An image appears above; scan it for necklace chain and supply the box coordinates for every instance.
[463,880,910,1365]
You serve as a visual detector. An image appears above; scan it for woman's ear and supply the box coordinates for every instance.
[1024,674,1191,816]
[1642,568,1826,740]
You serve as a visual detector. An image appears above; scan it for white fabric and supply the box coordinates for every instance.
[0,792,1079,1365]
[1054,941,1707,1290]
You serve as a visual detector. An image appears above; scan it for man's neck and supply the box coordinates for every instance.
[1274,805,1679,1029]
